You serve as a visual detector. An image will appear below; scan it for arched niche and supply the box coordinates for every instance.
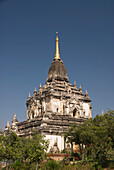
[32,111,35,119]
[73,108,77,117]
[73,108,79,118]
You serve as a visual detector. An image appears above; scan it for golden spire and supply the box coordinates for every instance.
[102,109,104,116]
[39,83,41,88]
[54,32,61,60]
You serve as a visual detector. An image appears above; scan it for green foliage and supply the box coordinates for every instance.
[11,161,37,170]
[0,131,49,169]
[71,151,81,160]
[0,131,23,162]
[11,160,22,170]
[65,110,114,165]
[41,159,62,170]
[0,135,5,161]
[0,110,113,169]
[21,132,49,163]
[60,156,70,166]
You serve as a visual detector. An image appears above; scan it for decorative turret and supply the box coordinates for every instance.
[26,92,31,107]
[84,89,91,101]
[12,113,18,123]
[27,92,31,100]
[39,83,42,92]
[11,113,18,132]
[85,90,88,97]
[74,81,77,90]
[34,87,37,94]
[79,85,83,93]
[4,120,10,136]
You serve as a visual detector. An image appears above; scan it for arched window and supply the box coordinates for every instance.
[32,112,34,119]
[73,108,77,117]
[63,105,65,113]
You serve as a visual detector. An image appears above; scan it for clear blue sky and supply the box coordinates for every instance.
[0,0,114,129]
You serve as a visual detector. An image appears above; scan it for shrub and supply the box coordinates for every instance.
[41,159,61,170]
[12,160,22,170]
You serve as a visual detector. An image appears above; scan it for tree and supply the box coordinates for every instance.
[0,131,23,169]
[0,134,5,161]
[22,132,49,166]
[65,110,114,163]
[0,130,49,169]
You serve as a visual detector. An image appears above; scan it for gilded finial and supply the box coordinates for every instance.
[79,85,82,90]
[13,113,18,123]
[102,109,104,116]
[28,92,31,98]
[14,113,16,119]
[74,81,77,90]
[39,83,42,92]
[79,84,83,93]
[7,120,10,127]
[85,90,88,97]
[13,113,17,121]
[54,33,61,60]
[34,87,37,93]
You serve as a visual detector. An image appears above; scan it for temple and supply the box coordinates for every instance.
[4,34,92,152]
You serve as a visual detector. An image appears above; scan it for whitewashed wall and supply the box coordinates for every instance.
[82,103,90,117]
[45,134,64,152]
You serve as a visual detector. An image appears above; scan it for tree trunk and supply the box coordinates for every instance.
[36,161,38,170]
[6,161,8,170]
[71,142,73,153]
[9,163,11,170]
[79,144,82,159]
